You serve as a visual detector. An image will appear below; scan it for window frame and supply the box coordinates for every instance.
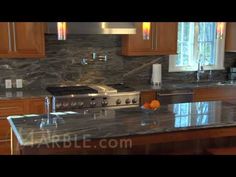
[169,22,226,72]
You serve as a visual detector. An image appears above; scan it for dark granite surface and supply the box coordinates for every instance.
[1,80,236,100]
[1,34,236,89]
[127,80,236,92]
[0,89,51,100]
[8,100,236,146]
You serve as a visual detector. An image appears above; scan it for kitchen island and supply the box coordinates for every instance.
[8,100,236,155]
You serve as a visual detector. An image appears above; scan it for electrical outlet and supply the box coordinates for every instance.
[16,79,23,88]
[5,79,12,89]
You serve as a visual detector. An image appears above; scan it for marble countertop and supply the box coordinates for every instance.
[8,100,236,146]
[0,89,52,100]
[127,80,236,92]
[0,80,234,100]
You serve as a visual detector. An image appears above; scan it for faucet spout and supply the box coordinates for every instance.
[196,61,204,82]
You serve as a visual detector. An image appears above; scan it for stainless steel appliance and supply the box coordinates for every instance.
[46,22,136,34]
[228,67,236,81]
[46,83,140,112]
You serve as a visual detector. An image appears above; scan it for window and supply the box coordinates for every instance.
[169,22,226,72]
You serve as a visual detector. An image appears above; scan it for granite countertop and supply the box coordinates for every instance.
[0,80,235,100]
[128,80,236,92]
[8,100,236,146]
[0,88,52,100]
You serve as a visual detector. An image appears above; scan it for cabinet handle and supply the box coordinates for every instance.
[155,24,158,49]
[7,23,12,52]
[12,22,17,51]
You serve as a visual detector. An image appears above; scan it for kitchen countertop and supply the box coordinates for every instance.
[0,80,235,100]
[8,100,236,146]
[0,89,52,100]
[128,80,236,92]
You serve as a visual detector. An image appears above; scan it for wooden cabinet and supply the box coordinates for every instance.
[0,22,45,58]
[0,23,11,55]
[0,98,46,155]
[225,23,236,52]
[27,98,45,114]
[121,22,178,56]
[140,90,157,105]
[193,87,236,102]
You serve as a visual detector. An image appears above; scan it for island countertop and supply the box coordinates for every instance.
[8,100,236,147]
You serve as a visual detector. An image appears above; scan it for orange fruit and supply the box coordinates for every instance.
[149,100,160,110]
[143,102,151,109]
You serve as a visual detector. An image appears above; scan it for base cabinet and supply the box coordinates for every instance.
[193,87,236,102]
[0,98,46,155]
[140,90,157,105]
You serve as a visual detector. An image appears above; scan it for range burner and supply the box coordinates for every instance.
[107,83,135,92]
[46,86,98,96]
[47,84,140,112]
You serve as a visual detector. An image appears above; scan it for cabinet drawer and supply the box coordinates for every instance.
[0,100,25,116]
[0,118,10,140]
[140,90,157,105]
[0,140,11,155]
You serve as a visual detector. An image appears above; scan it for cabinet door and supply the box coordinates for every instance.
[0,100,26,117]
[193,87,236,102]
[0,22,12,56]
[122,22,177,56]
[27,98,45,114]
[122,22,155,56]
[155,22,178,54]
[0,118,10,140]
[12,22,45,58]
[225,23,236,52]
[140,90,157,105]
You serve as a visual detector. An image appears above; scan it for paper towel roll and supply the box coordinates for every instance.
[151,64,162,85]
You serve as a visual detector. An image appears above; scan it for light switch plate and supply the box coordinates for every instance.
[5,79,12,89]
[16,79,23,88]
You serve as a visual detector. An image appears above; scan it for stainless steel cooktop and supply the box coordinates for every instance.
[46,83,140,112]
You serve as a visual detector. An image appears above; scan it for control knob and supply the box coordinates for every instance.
[116,99,121,105]
[62,102,69,108]
[77,102,84,108]
[132,98,138,104]
[101,97,108,107]
[90,98,96,107]
[125,98,131,104]
[70,101,77,107]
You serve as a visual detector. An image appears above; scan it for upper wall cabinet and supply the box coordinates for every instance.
[121,22,178,56]
[0,22,45,58]
[225,23,236,52]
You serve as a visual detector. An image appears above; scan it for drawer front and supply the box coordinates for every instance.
[0,118,10,140]
[0,100,25,116]
[140,91,157,105]
[0,140,11,155]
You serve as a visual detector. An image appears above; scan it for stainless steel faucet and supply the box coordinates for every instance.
[196,61,204,82]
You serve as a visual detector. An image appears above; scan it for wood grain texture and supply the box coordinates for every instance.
[0,98,46,155]
[0,23,11,55]
[121,22,178,56]
[193,87,236,102]
[140,90,157,105]
[225,23,236,52]
[0,22,45,58]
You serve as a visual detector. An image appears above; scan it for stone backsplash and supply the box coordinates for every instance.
[0,34,236,89]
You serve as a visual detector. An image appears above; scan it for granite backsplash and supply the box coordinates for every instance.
[0,34,236,89]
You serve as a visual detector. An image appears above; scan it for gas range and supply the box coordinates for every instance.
[46,83,140,112]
